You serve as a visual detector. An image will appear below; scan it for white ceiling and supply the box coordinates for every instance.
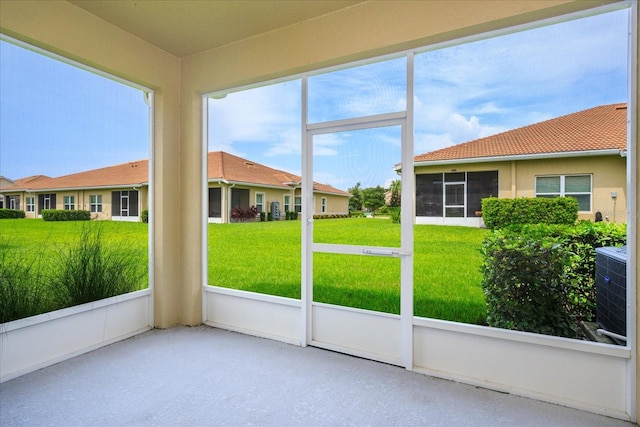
[68,0,363,58]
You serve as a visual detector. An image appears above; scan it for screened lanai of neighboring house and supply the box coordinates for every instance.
[0,0,639,423]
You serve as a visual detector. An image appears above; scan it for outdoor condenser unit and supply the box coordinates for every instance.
[271,201,280,220]
[595,246,628,344]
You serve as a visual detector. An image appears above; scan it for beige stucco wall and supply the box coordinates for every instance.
[208,183,347,220]
[514,156,627,222]
[416,154,627,223]
[314,193,350,216]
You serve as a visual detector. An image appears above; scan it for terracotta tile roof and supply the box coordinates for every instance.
[208,151,349,195]
[414,103,627,164]
[9,175,50,187]
[3,152,349,196]
[4,161,148,192]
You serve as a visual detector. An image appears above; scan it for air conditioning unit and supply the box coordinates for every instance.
[271,201,280,220]
[595,246,627,344]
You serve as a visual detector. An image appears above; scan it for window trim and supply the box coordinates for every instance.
[63,195,75,210]
[90,194,103,213]
[255,192,265,212]
[535,174,592,212]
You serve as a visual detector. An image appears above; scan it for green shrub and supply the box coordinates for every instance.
[481,221,627,338]
[349,210,365,218]
[267,212,273,221]
[0,209,25,219]
[141,209,149,223]
[289,211,299,220]
[482,197,578,230]
[481,230,578,338]
[52,223,145,306]
[260,211,266,222]
[42,209,90,221]
[390,207,401,224]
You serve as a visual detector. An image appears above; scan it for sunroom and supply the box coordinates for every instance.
[0,0,638,424]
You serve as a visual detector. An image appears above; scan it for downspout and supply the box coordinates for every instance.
[133,185,140,220]
[510,160,517,198]
[226,181,235,223]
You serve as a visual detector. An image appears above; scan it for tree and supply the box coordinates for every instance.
[362,186,386,215]
[388,179,401,207]
[348,182,363,211]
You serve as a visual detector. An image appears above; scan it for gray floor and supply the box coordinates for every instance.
[0,326,635,427]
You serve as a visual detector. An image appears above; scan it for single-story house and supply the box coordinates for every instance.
[206,151,350,223]
[411,103,627,227]
[0,151,350,222]
[0,176,15,208]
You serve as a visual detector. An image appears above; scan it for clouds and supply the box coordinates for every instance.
[410,9,628,156]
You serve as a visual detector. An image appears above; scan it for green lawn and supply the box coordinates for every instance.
[209,218,489,325]
[1,219,148,263]
[1,218,488,325]
[0,219,149,322]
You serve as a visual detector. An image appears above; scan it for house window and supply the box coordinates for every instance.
[256,193,265,212]
[90,195,102,213]
[416,171,498,217]
[284,194,291,213]
[26,196,35,212]
[294,196,302,213]
[64,195,75,210]
[321,197,327,213]
[535,174,591,211]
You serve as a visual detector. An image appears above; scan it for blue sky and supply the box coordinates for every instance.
[0,8,629,191]
[0,40,150,180]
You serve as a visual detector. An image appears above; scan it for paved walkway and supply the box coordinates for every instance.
[0,326,634,426]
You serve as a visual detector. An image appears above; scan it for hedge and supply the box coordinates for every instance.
[0,209,25,219]
[481,197,578,230]
[42,209,91,221]
[481,220,627,338]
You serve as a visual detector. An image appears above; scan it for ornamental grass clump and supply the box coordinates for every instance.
[53,223,145,306]
[0,241,53,323]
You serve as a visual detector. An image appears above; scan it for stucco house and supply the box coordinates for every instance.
[0,151,350,222]
[206,151,350,223]
[0,176,14,208]
[412,103,627,227]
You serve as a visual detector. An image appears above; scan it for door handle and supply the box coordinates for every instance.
[362,249,411,257]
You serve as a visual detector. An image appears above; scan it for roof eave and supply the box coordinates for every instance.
[412,149,625,168]
[0,182,149,193]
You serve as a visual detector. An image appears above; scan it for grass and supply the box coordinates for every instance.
[209,218,488,325]
[1,217,487,325]
[0,219,148,323]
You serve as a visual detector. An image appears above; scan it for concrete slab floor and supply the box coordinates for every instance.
[0,325,635,426]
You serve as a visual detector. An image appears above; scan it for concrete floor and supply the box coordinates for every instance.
[0,326,635,427]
